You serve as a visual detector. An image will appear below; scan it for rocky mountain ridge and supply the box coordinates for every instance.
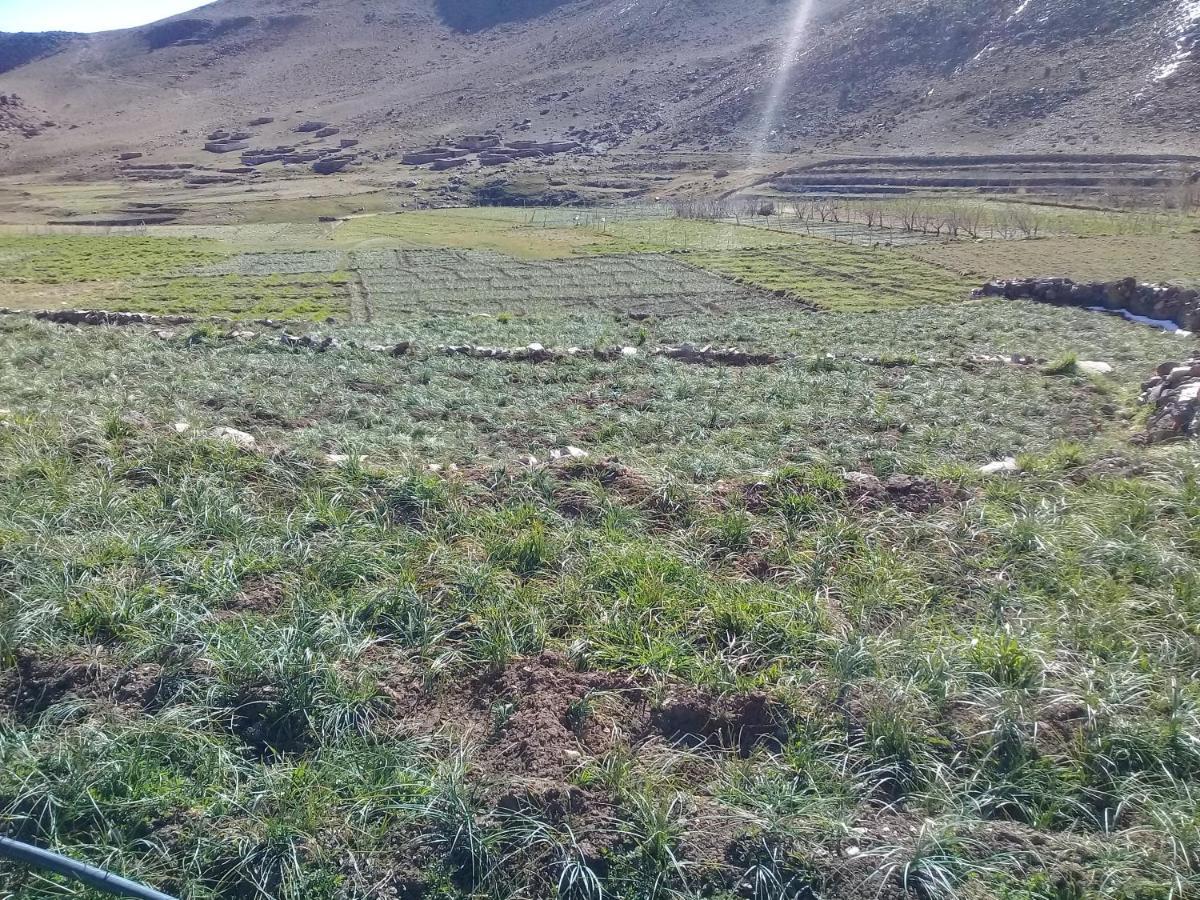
[0,0,1195,178]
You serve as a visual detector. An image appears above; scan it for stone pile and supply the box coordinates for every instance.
[977,278,1200,332]
[1139,357,1200,443]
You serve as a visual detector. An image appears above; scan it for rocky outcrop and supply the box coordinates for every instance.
[1139,358,1200,443]
[402,138,582,169]
[294,120,330,133]
[312,155,355,175]
[977,278,1200,332]
[204,139,250,154]
[402,147,471,166]
[457,134,501,150]
[241,146,328,166]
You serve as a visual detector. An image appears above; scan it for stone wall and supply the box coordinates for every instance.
[977,278,1200,331]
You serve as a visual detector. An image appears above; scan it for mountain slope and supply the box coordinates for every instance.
[0,0,1196,178]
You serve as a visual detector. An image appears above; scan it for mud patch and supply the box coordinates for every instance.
[843,472,965,514]
[0,651,165,718]
[652,688,789,755]
[379,651,649,780]
[218,576,286,617]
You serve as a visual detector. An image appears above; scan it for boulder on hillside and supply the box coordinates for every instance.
[204,139,250,153]
[313,155,355,175]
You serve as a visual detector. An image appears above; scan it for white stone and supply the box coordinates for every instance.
[980,457,1021,476]
[1078,360,1113,375]
[521,455,539,467]
[327,453,352,465]
[527,343,545,352]
[173,422,191,433]
[207,426,256,450]
[1179,383,1200,403]
[622,346,638,357]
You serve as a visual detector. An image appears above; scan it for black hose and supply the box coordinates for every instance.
[0,836,177,900]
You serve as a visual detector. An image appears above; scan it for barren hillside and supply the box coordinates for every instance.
[0,0,1196,179]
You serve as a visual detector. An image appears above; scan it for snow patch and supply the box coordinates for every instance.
[1007,0,1036,23]
[1153,0,1200,81]
[1087,306,1195,336]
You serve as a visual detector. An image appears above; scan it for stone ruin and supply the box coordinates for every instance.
[977,278,1200,332]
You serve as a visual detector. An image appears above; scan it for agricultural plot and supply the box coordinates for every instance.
[353,250,775,323]
[0,234,225,283]
[688,242,972,311]
[334,209,614,259]
[908,233,1200,287]
[101,274,353,321]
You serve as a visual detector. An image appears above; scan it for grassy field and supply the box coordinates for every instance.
[2,200,1200,900]
[908,234,1200,287]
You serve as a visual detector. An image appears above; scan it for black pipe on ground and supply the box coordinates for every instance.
[0,836,177,900]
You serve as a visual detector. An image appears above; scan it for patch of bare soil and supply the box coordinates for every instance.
[652,688,790,755]
[375,651,791,780]
[217,576,286,617]
[843,472,966,514]
[378,651,649,781]
[0,650,166,718]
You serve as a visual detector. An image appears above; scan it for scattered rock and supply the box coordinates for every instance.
[1139,355,1200,442]
[980,457,1021,476]
[207,426,256,450]
[1077,360,1114,375]
[549,446,589,462]
[279,332,339,352]
[173,422,191,433]
[294,120,330,133]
